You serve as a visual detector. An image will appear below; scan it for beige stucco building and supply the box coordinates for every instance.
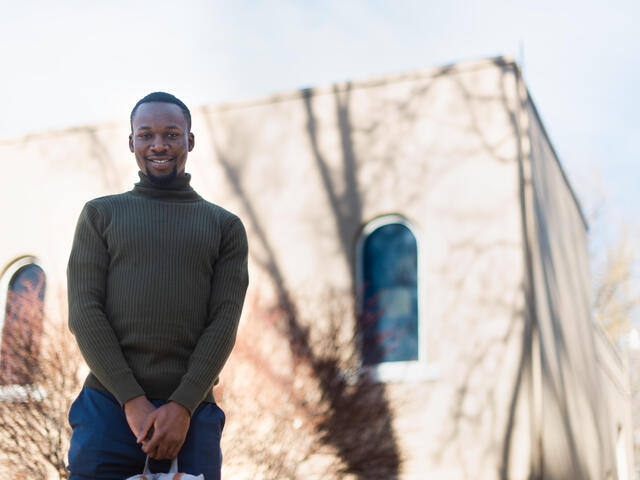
[0,57,633,479]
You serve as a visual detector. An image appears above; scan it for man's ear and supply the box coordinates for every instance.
[188,132,195,152]
[129,133,135,152]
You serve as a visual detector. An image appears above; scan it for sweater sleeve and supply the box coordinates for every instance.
[169,216,249,413]
[67,202,146,406]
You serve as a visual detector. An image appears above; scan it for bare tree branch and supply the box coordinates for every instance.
[0,286,83,480]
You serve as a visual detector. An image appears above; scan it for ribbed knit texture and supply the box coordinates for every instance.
[67,172,249,414]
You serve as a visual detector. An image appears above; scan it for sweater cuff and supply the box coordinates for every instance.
[110,374,146,407]
[169,379,208,415]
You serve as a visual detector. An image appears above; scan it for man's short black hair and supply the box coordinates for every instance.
[130,92,191,132]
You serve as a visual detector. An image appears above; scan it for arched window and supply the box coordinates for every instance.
[0,259,46,386]
[356,215,419,366]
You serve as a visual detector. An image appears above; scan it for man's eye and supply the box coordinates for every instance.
[167,133,179,138]
[137,134,151,139]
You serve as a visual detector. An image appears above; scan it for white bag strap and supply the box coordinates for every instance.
[142,456,179,474]
[143,456,151,474]
[169,457,179,473]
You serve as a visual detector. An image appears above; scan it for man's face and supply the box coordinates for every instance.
[129,102,194,183]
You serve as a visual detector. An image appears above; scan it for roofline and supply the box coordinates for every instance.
[202,55,517,114]
[0,123,122,146]
[1,56,516,146]
[519,71,590,231]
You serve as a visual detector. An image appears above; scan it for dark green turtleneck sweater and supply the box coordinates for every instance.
[67,172,248,414]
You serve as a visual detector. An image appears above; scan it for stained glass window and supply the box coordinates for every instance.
[0,264,46,385]
[359,221,418,365]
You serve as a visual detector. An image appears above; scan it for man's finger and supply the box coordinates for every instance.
[149,445,160,460]
[138,413,156,444]
[168,445,180,460]
[142,424,166,455]
[157,443,172,460]
[142,435,159,455]
[167,444,176,459]
[159,436,180,459]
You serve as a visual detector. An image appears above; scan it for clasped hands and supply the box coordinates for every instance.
[124,395,190,460]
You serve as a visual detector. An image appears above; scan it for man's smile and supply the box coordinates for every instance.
[146,156,174,168]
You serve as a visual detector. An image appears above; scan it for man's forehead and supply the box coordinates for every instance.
[132,102,187,126]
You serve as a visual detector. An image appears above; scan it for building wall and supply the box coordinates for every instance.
[0,124,137,315]
[0,58,630,479]
[194,59,531,479]
[523,94,633,479]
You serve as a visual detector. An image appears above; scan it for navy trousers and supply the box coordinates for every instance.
[67,387,225,480]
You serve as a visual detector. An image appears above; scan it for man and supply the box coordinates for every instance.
[66,92,248,480]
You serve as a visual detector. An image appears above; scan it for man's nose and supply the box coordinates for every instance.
[151,138,168,151]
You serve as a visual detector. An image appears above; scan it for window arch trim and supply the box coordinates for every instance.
[0,256,47,401]
[355,214,439,382]
[0,256,45,340]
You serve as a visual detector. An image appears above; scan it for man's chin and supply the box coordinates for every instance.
[147,167,178,186]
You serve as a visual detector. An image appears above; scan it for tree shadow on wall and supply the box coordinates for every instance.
[429,60,597,479]
[201,85,401,478]
[200,59,602,479]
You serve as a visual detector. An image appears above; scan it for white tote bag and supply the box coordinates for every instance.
[126,456,204,480]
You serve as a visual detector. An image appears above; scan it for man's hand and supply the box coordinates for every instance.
[124,395,157,441]
[138,401,191,460]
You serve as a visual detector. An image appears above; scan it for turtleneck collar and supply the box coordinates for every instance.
[132,171,201,202]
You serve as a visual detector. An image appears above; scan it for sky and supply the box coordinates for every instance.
[1,0,638,259]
